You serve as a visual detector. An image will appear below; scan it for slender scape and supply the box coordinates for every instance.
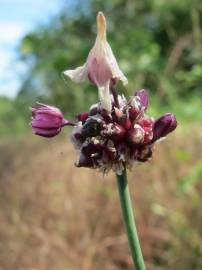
[116,168,146,270]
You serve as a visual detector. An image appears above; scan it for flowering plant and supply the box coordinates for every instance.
[31,12,177,270]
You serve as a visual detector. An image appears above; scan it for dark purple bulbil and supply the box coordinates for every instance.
[77,112,89,122]
[110,124,126,141]
[31,103,72,137]
[152,113,177,143]
[76,153,94,168]
[81,118,102,138]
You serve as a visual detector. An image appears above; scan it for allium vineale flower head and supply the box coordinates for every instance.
[71,90,177,174]
[31,12,177,175]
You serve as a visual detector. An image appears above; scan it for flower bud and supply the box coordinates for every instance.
[121,116,132,130]
[138,118,154,143]
[127,124,145,144]
[152,113,177,142]
[31,103,68,138]
[134,89,148,111]
[110,124,126,141]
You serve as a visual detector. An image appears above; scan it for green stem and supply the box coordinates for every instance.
[116,167,146,270]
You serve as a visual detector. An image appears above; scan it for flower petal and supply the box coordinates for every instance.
[63,64,87,83]
[135,89,149,111]
[105,42,128,85]
[87,56,112,86]
[87,12,128,88]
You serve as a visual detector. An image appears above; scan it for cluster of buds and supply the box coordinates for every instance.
[71,90,177,174]
[31,12,177,175]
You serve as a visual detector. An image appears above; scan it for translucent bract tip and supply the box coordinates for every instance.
[97,11,106,40]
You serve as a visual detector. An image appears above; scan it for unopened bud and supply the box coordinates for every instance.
[152,113,177,142]
[111,124,126,141]
[31,103,70,138]
[121,117,132,130]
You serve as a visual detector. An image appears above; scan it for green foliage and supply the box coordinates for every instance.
[0,97,28,137]
[179,161,202,193]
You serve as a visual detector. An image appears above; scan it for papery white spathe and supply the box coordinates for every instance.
[63,12,128,112]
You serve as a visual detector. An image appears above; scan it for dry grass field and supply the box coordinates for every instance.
[0,126,202,270]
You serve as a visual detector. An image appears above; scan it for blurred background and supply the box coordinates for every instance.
[0,0,202,269]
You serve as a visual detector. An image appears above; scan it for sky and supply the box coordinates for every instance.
[0,0,62,98]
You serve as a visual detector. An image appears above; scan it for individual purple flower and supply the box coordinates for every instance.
[63,12,128,112]
[31,103,73,138]
[152,113,177,142]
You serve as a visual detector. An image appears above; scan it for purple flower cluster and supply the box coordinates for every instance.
[71,90,177,174]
